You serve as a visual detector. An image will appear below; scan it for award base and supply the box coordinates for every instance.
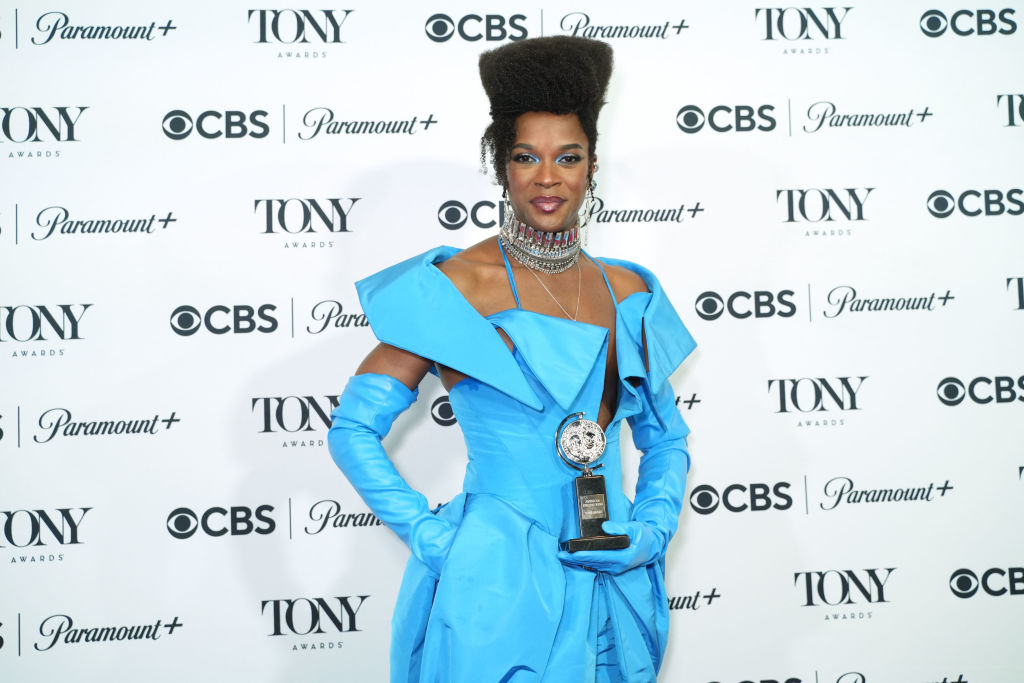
[563,473,630,554]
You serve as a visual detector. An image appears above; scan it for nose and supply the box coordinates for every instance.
[533,159,560,188]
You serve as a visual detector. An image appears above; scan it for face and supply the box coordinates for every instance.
[506,111,593,233]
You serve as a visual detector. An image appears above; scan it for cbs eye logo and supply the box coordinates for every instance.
[927,190,956,218]
[438,200,470,229]
[950,568,980,597]
[936,377,965,405]
[162,110,193,140]
[431,395,457,426]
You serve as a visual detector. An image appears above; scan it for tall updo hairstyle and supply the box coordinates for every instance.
[478,36,613,189]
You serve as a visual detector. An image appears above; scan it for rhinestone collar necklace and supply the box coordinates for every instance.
[498,218,581,275]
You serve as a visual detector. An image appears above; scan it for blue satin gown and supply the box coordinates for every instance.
[353,246,695,682]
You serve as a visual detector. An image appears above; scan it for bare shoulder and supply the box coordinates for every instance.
[434,237,515,315]
[597,261,650,302]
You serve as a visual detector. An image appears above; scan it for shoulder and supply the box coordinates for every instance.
[435,237,515,316]
[592,256,667,302]
[595,260,649,303]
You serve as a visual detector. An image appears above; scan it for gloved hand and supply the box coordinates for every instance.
[558,379,690,575]
[556,520,666,574]
[328,372,457,577]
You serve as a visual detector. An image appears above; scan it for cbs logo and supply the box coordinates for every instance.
[937,375,1024,405]
[689,483,793,515]
[927,189,1024,218]
[167,505,275,539]
[949,567,1024,597]
[424,13,527,42]
[437,199,505,230]
[162,110,270,140]
[170,304,278,336]
[431,396,457,426]
[676,105,776,133]
[695,290,797,320]
[920,9,1016,36]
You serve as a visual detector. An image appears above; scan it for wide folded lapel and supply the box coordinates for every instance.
[597,257,696,390]
[488,309,607,413]
[356,247,543,410]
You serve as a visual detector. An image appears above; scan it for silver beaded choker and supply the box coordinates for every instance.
[498,218,581,274]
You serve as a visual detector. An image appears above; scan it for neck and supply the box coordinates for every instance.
[499,215,581,274]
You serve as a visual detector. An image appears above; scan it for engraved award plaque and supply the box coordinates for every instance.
[556,412,630,553]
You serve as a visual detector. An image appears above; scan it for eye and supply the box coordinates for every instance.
[927,190,955,218]
[936,377,965,406]
[949,568,978,598]
[511,153,539,164]
[556,153,582,165]
[694,291,725,320]
[689,485,719,515]
[167,508,199,539]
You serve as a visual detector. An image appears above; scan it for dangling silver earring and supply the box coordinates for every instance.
[501,186,519,232]
[577,176,597,245]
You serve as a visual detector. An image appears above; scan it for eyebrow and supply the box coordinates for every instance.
[511,142,585,150]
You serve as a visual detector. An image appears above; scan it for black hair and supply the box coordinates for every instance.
[478,36,613,188]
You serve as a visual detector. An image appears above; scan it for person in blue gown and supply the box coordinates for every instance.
[328,36,696,682]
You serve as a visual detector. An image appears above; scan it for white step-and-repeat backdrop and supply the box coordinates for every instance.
[3,2,1022,682]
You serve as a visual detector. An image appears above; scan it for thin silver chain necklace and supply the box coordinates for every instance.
[523,258,582,321]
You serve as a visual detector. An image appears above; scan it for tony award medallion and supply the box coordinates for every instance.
[556,412,630,553]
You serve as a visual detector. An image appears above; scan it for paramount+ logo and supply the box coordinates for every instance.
[936,375,1024,405]
[695,290,796,320]
[676,104,776,133]
[424,13,527,42]
[162,110,269,140]
[919,8,1016,36]
[170,304,278,336]
[927,188,1024,218]
[166,505,275,539]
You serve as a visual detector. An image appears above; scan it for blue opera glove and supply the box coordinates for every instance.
[556,520,666,574]
[327,372,457,577]
[558,379,690,575]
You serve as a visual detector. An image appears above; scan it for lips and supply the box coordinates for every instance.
[530,196,565,213]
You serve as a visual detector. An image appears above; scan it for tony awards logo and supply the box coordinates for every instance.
[556,413,628,552]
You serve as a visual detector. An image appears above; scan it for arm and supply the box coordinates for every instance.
[328,343,457,576]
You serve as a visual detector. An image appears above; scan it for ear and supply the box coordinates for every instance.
[589,155,599,179]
